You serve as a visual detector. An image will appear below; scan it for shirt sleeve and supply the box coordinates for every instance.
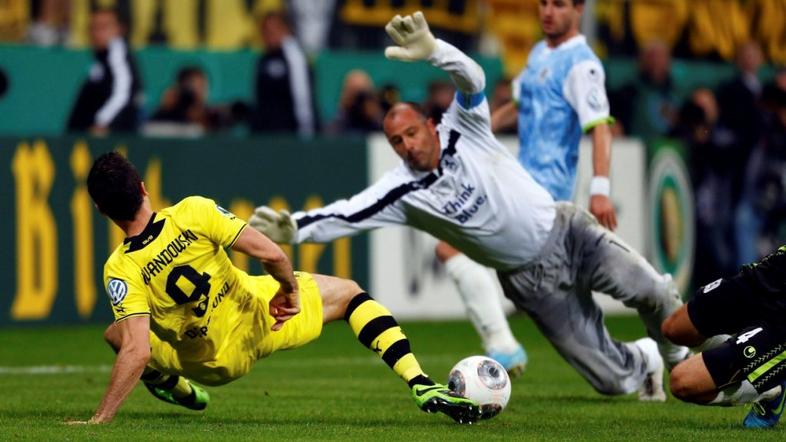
[95,38,133,127]
[104,263,150,323]
[292,171,409,243]
[186,196,247,247]
[428,39,493,138]
[562,59,614,132]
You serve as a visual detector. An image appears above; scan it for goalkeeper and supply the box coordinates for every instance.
[252,11,688,402]
[69,151,481,425]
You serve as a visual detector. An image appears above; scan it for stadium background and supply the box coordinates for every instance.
[0,0,784,327]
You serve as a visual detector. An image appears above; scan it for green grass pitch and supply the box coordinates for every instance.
[0,316,783,441]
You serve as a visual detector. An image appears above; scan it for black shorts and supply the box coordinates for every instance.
[687,277,783,338]
[702,325,786,393]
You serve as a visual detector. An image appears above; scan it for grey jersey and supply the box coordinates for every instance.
[293,40,556,271]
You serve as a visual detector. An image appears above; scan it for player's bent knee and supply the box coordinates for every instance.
[341,278,364,297]
[313,274,366,322]
[669,363,700,402]
[661,306,703,347]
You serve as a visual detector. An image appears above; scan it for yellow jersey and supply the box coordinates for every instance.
[103,196,250,363]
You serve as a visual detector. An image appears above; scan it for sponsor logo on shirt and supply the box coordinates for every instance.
[441,182,488,224]
[216,205,237,219]
[107,278,128,306]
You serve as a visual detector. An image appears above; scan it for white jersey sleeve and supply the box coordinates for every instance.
[428,39,494,141]
[292,169,410,243]
[562,59,612,131]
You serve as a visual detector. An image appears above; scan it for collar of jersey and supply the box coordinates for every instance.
[124,213,165,253]
[543,34,586,54]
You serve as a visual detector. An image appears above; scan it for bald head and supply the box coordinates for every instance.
[383,102,440,171]
[384,102,426,126]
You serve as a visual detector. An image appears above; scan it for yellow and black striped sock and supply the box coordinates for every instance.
[344,293,434,388]
[141,368,193,399]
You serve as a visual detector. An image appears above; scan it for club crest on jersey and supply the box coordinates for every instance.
[538,67,550,82]
[107,278,128,305]
[442,156,458,172]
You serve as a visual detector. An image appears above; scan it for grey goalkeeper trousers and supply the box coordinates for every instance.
[497,203,683,395]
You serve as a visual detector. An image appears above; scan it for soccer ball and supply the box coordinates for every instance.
[447,355,511,419]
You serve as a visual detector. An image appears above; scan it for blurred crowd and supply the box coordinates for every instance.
[2,1,785,282]
[608,40,786,284]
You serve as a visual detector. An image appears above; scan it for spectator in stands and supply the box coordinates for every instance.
[250,11,317,137]
[378,83,400,114]
[27,0,70,46]
[328,69,383,134]
[148,66,245,134]
[735,73,786,265]
[674,88,738,284]
[716,41,767,204]
[762,67,786,114]
[66,8,142,135]
[422,80,454,123]
[610,40,678,140]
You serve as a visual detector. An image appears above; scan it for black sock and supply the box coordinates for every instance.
[408,375,435,388]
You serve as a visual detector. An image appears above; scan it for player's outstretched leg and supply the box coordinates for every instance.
[103,323,209,411]
[315,274,482,424]
[436,242,527,377]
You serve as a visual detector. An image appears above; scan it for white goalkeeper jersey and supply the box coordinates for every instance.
[292,40,556,271]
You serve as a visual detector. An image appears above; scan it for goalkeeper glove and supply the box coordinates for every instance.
[249,206,298,244]
[384,11,437,62]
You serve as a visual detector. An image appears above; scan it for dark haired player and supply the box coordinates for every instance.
[70,151,479,424]
[663,246,786,428]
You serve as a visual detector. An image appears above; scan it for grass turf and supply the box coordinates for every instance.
[0,315,783,441]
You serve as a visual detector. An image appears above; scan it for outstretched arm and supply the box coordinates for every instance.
[384,12,484,96]
[69,315,151,424]
[250,172,409,244]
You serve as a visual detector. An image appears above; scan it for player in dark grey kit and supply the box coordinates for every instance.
[251,11,688,401]
[662,246,786,428]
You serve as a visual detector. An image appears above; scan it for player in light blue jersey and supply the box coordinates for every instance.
[433,0,657,377]
[493,0,616,224]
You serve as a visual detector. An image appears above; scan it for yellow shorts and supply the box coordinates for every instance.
[149,271,323,386]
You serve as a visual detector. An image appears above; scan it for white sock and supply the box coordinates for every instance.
[692,334,731,353]
[709,382,780,406]
[444,254,520,353]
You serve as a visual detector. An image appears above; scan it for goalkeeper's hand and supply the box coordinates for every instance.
[384,11,437,62]
[249,206,298,244]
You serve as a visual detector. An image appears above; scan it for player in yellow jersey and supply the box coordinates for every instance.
[71,152,480,425]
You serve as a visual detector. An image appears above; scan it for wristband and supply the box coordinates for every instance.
[589,176,610,197]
